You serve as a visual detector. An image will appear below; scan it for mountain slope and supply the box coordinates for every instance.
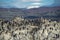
[0,6,60,20]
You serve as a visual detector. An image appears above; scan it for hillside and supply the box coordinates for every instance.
[0,6,60,20]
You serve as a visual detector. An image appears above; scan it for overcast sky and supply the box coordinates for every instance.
[0,0,60,8]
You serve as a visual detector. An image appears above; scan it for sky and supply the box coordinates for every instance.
[0,0,60,8]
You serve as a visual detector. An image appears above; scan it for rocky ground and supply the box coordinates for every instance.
[0,17,60,40]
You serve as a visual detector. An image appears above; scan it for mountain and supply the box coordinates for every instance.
[25,6,60,16]
[0,6,60,20]
[0,8,26,20]
[25,6,60,20]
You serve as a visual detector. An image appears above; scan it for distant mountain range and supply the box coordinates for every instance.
[0,6,60,20]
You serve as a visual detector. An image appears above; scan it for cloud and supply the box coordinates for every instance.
[22,0,41,2]
[31,3,41,5]
[26,2,41,9]
[27,5,40,9]
[0,0,58,8]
